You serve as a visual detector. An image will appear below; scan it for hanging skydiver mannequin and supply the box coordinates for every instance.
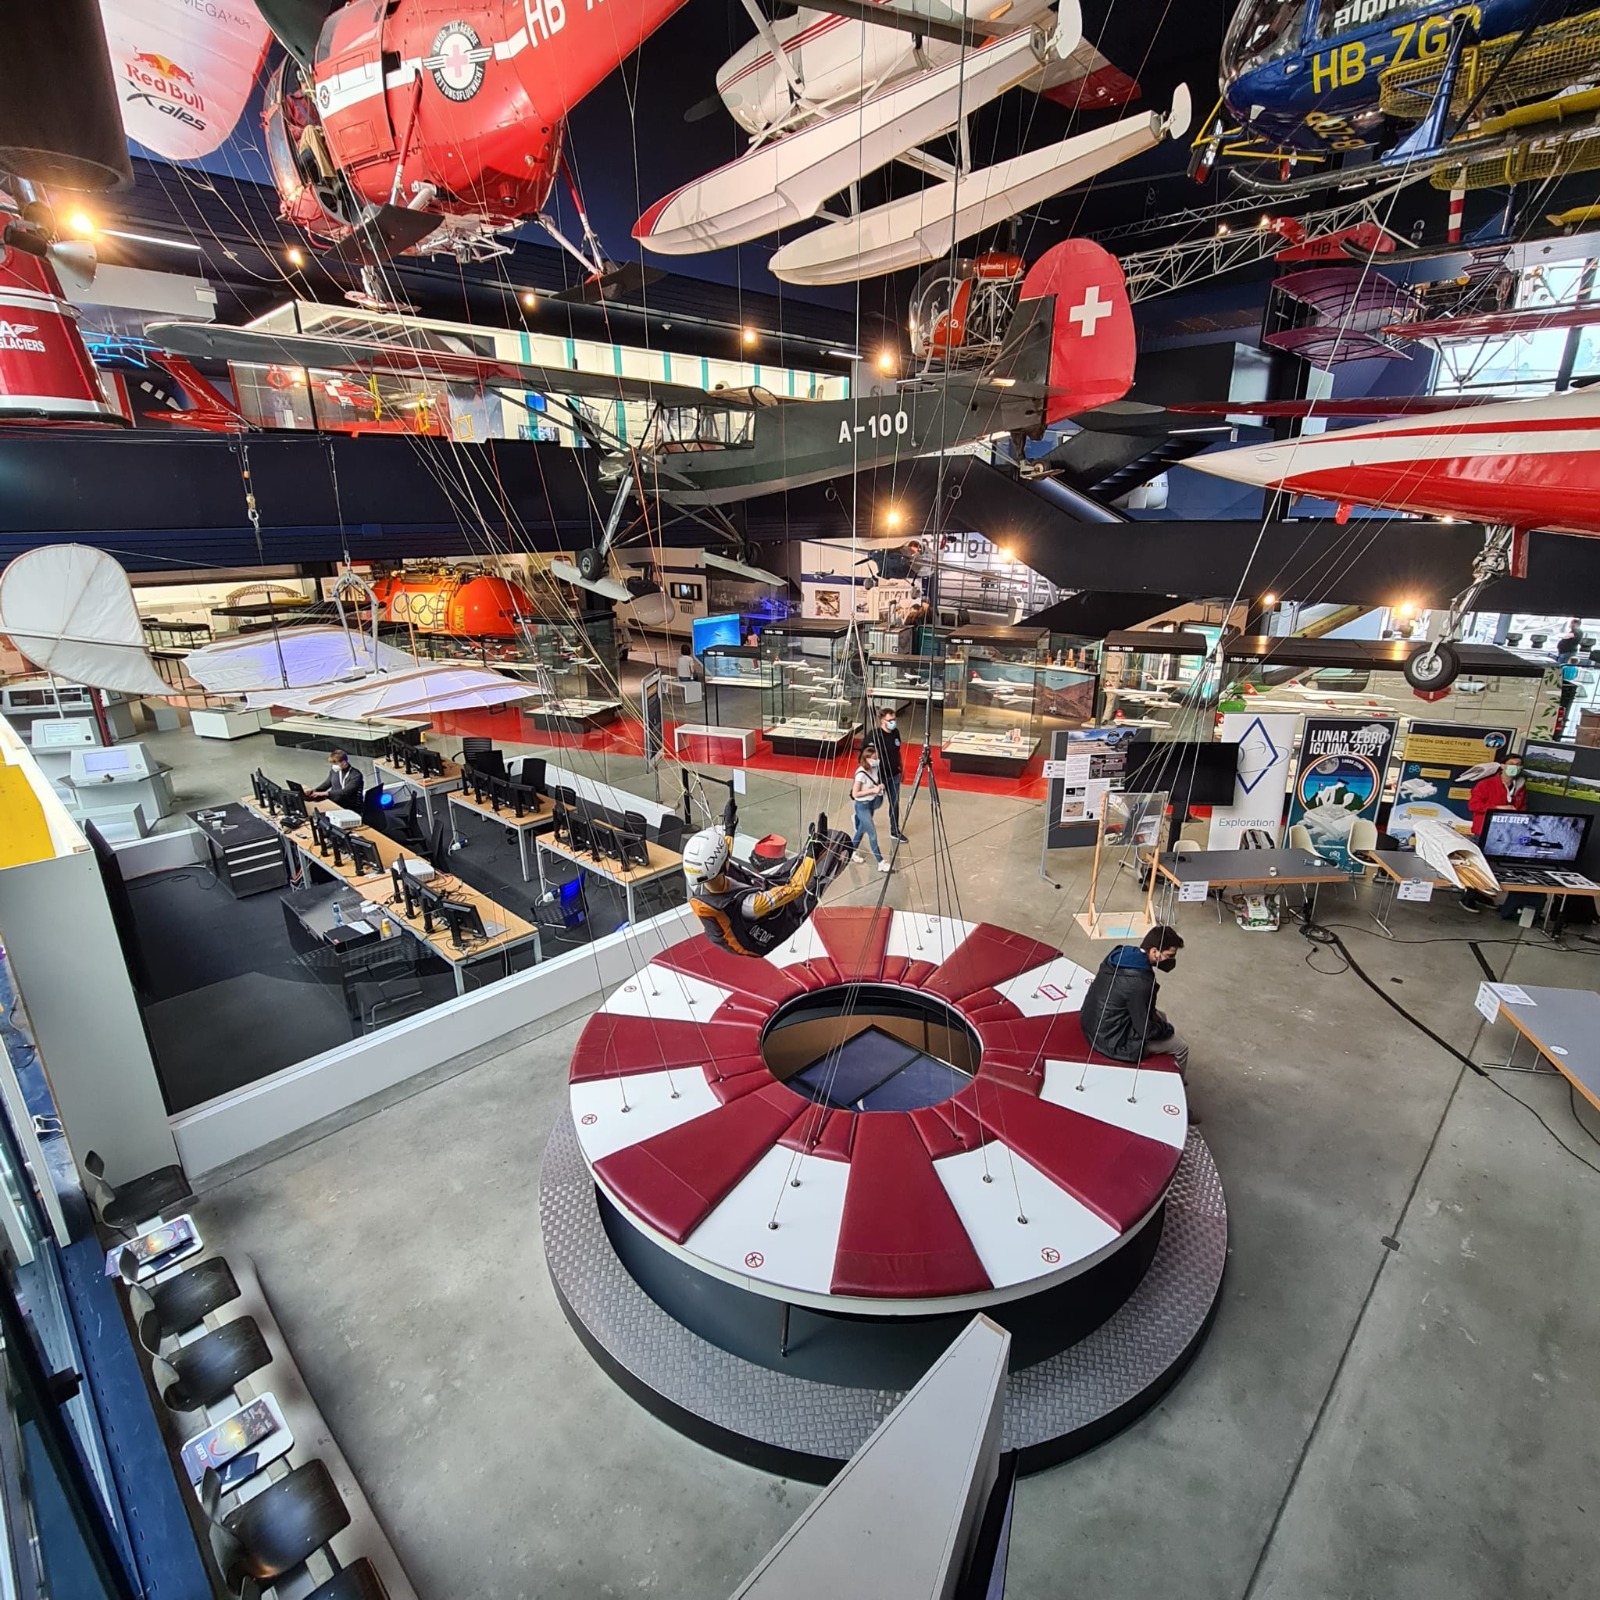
[683,801,855,957]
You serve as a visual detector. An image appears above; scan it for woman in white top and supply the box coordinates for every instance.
[850,747,892,870]
[676,643,702,681]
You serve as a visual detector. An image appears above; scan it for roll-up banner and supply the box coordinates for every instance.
[1207,712,1298,850]
[1285,716,1398,872]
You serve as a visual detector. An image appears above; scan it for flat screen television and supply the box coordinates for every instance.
[692,613,741,656]
[1121,741,1239,807]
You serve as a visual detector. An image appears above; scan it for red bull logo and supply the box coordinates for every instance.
[133,52,194,86]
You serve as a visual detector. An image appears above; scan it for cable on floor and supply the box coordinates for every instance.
[1296,914,1600,1179]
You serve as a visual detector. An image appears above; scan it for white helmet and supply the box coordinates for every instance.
[682,826,730,888]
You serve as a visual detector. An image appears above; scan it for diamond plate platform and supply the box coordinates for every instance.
[540,1111,1226,1481]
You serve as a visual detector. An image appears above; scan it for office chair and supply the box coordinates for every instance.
[427,819,456,873]
[202,1460,352,1592]
[551,798,573,847]
[149,1317,272,1411]
[382,795,427,850]
[120,1254,239,1342]
[655,814,685,855]
[82,1150,192,1237]
[349,950,426,1033]
[518,756,547,797]
[621,811,651,866]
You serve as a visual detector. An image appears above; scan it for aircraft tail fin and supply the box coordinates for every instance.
[990,239,1135,423]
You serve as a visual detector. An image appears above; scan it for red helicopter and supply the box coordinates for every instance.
[257,0,689,286]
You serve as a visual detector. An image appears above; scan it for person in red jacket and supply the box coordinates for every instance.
[1461,754,1526,912]
[1467,754,1526,836]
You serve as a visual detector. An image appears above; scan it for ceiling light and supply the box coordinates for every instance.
[999,545,1015,562]
[741,327,757,347]
[1216,223,1230,236]
[876,349,897,374]
[1396,601,1417,618]
[825,348,862,361]
[66,210,96,237]
[1260,592,1278,608]
[521,291,538,309]
[988,1,1013,16]
[885,506,903,530]
[286,245,305,267]
[100,228,202,252]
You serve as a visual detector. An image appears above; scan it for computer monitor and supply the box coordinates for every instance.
[281,789,308,826]
[415,746,443,779]
[1482,810,1592,865]
[324,822,348,867]
[468,767,491,805]
[1121,740,1240,807]
[436,896,487,949]
[250,769,268,806]
[347,833,383,876]
[390,861,421,918]
[487,775,511,813]
[507,780,537,819]
[464,748,506,782]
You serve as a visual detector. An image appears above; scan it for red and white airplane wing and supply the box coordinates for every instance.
[1185,386,1600,537]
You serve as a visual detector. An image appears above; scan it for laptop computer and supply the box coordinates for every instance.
[1481,809,1595,888]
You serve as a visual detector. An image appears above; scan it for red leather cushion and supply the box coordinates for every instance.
[777,1105,856,1161]
[831,1114,991,1297]
[900,959,938,988]
[800,957,843,989]
[704,1064,774,1104]
[880,956,911,984]
[908,1100,987,1159]
[923,925,1061,1003]
[569,1013,763,1082]
[594,1082,807,1243]
[1019,1012,1180,1073]
[654,939,805,1007]
[957,1078,1180,1233]
[812,907,892,982]
[976,1059,1044,1096]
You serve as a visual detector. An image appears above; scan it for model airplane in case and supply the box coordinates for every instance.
[638,0,1190,284]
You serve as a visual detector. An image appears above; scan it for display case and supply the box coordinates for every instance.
[940,626,1053,776]
[702,645,776,731]
[1099,630,1218,741]
[866,654,947,712]
[760,619,860,757]
[515,612,623,732]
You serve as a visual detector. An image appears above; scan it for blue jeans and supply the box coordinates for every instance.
[851,800,883,860]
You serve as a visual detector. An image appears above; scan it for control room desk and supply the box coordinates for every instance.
[536,833,682,923]
[374,757,463,830]
[1484,984,1600,1117]
[1360,849,1458,933]
[1144,846,1351,919]
[446,789,556,881]
[240,799,539,992]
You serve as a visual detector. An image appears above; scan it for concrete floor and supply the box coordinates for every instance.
[164,729,1600,1600]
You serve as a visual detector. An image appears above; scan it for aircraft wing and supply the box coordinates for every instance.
[1167,397,1491,419]
[801,0,1013,47]
[143,323,754,411]
[1383,304,1600,343]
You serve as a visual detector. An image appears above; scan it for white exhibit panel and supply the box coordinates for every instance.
[1039,1060,1187,1148]
[997,956,1095,1016]
[686,1148,850,1296]
[571,1068,721,1163]
[934,1143,1119,1287]
[599,964,732,1022]
[885,910,976,964]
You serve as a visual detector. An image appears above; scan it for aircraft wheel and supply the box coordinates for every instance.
[575,546,605,581]
[1403,641,1460,692]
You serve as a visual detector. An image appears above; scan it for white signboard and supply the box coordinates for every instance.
[1207,713,1298,851]
[1177,879,1210,902]
[1396,879,1434,903]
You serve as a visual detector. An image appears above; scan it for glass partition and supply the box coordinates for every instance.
[760,621,861,757]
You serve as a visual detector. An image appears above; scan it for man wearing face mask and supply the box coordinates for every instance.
[1078,927,1191,1111]
[872,706,908,843]
[1461,753,1526,911]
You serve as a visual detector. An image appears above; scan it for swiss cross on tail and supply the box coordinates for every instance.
[1015,239,1135,424]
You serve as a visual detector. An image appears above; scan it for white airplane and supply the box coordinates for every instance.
[635,0,1189,285]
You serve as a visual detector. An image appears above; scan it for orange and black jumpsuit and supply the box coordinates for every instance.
[689,841,818,957]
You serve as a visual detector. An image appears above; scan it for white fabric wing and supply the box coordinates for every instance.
[186,626,418,694]
[0,545,169,695]
[100,0,271,162]
[303,665,537,718]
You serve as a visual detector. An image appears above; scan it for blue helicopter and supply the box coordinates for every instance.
[1191,0,1600,194]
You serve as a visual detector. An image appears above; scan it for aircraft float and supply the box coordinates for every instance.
[1186,384,1600,691]
[637,0,1191,284]
[1193,0,1600,196]
[148,236,1136,591]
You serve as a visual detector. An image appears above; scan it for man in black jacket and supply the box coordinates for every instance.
[307,747,365,810]
[871,707,908,843]
[1079,925,1189,1079]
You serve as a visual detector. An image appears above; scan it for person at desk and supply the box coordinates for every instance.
[683,804,853,956]
[1462,753,1526,912]
[1079,926,1192,1111]
[307,748,365,809]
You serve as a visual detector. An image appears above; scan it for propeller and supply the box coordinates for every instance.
[551,260,667,304]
